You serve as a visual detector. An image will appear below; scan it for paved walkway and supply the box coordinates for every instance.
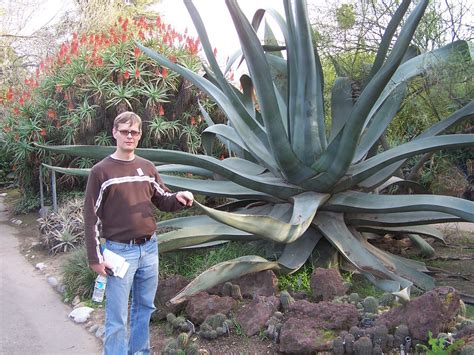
[0,195,102,355]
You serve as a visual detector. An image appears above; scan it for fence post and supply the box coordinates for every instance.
[51,170,57,212]
[39,165,44,210]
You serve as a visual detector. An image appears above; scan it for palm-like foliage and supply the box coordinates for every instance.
[40,0,473,303]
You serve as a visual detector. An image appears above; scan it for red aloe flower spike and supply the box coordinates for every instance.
[124,70,130,79]
[162,68,168,79]
[159,105,165,116]
[190,116,196,125]
[135,68,140,79]
[134,47,140,58]
[40,128,47,137]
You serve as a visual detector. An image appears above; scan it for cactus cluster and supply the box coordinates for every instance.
[166,313,192,333]
[379,293,395,307]
[263,311,284,342]
[332,324,399,354]
[197,313,233,340]
[162,332,199,355]
[279,291,295,312]
[221,281,243,301]
[362,296,379,314]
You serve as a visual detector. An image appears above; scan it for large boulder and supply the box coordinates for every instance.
[235,295,280,336]
[153,275,189,320]
[376,286,461,341]
[289,300,359,330]
[227,270,278,298]
[310,268,348,301]
[185,292,236,325]
[279,317,332,353]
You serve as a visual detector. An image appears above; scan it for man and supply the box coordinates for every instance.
[83,111,194,355]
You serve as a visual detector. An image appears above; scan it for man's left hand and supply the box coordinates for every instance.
[176,191,194,207]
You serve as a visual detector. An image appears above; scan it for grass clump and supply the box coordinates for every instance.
[278,264,312,295]
[343,272,385,298]
[62,246,97,299]
[160,241,265,279]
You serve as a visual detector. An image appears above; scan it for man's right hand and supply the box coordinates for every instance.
[90,262,112,276]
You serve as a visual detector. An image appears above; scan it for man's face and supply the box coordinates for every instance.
[113,122,142,152]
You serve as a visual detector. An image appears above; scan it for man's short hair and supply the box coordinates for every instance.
[113,111,142,130]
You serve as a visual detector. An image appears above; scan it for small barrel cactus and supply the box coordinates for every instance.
[349,293,361,304]
[354,336,373,355]
[394,324,410,346]
[362,296,379,314]
[280,290,295,312]
[349,326,364,340]
[197,313,231,340]
[231,284,243,300]
[332,336,345,355]
[379,293,395,307]
[373,343,383,355]
[176,332,189,349]
[222,281,233,297]
[344,333,355,354]
[373,325,389,350]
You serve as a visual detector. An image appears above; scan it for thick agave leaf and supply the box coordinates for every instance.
[202,124,251,158]
[326,191,474,223]
[346,211,462,226]
[366,0,411,81]
[375,176,427,194]
[314,212,413,294]
[355,225,445,243]
[407,234,435,257]
[276,227,323,273]
[305,0,429,191]
[37,144,303,199]
[357,101,474,190]
[157,214,218,228]
[156,164,213,178]
[356,40,472,162]
[336,134,474,191]
[169,255,279,304]
[137,45,280,173]
[361,236,435,290]
[330,77,353,141]
[195,192,329,244]
[158,225,256,253]
[42,164,90,176]
[226,0,317,183]
[159,174,276,201]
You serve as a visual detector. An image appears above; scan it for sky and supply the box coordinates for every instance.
[16,0,328,59]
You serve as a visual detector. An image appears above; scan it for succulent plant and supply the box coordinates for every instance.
[344,333,356,354]
[279,290,295,312]
[198,313,232,340]
[221,282,233,297]
[373,325,389,350]
[332,336,345,355]
[231,284,243,300]
[354,336,373,355]
[176,332,189,349]
[362,296,379,314]
[40,0,474,303]
[379,293,395,307]
[350,326,365,340]
[394,324,410,346]
[460,345,474,355]
[349,293,361,304]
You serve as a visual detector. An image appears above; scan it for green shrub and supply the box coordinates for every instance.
[61,246,96,299]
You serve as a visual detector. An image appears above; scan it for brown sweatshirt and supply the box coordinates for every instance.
[83,155,183,264]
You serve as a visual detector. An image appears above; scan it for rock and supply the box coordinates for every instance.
[95,325,105,338]
[13,219,22,225]
[72,295,81,307]
[0,193,7,197]
[69,307,94,323]
[310,268,348,301]
[279,317,332,353]
[56,283,66,294]
[47,276,58,287]
[88,324,99,333]
[154,275,189,320]
[228,270,278,298]
[35,262,47,271]
[376,286,461,341]
[185,292,236,325]
[235,295,280,336]
[289,300,359,330]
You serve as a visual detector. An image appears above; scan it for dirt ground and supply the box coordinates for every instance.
[4,189,474,354]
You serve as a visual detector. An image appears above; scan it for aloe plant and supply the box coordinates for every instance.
[39,0,474,303]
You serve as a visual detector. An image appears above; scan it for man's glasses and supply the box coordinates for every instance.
[118,129,141,137]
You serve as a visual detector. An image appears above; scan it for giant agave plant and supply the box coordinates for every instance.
[40,0,474,303]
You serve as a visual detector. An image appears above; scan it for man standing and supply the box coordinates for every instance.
[83,111,194,355]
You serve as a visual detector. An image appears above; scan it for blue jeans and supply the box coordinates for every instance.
[103,234,158,355]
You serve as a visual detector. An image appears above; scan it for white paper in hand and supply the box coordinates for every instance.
[103,249,130,278]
